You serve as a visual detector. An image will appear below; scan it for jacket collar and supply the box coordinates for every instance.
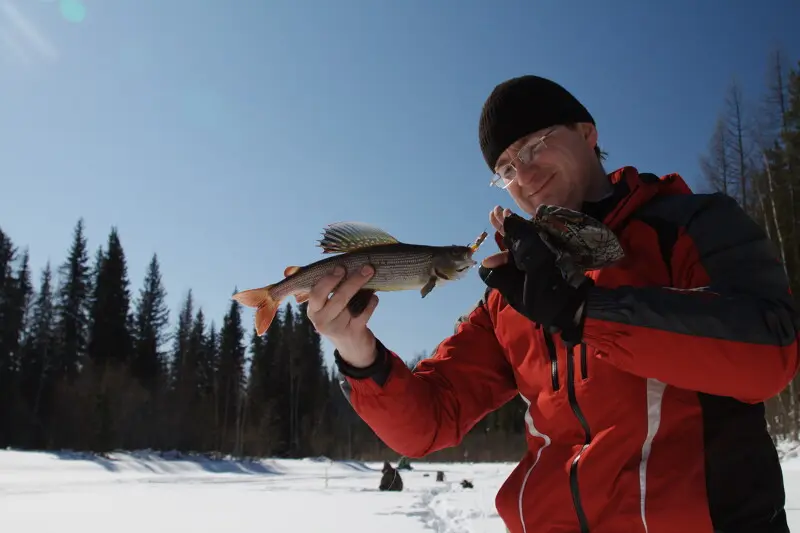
[492,166,693,251]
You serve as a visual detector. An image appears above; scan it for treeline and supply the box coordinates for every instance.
[0,219,527,461]
[698,48,800,442]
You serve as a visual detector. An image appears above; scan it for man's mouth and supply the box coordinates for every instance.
[526,172,556,198]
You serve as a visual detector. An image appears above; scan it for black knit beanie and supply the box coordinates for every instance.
[478,75,595,171]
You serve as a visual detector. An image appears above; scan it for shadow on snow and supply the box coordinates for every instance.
[43,449,284,475]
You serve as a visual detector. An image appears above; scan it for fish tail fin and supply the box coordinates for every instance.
[232,285,281,336]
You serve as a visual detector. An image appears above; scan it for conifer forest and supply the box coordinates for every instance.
[3,50,800,462]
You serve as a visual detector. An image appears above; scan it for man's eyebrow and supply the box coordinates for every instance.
[494,137,529,169]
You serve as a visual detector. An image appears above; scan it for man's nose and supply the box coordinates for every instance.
[514,165,543,188]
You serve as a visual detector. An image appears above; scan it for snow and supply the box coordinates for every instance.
[2,447,800,532]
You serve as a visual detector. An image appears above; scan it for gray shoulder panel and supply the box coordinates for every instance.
[638,193,790,301]
[586,192,798,347]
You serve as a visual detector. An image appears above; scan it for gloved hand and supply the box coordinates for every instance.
[478,213,592,343]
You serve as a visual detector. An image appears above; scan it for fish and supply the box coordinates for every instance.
[232,221,487,336]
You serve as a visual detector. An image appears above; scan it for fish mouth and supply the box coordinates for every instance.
[456,257,477,273]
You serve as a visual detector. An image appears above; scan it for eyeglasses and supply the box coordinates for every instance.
[489,128,557,189]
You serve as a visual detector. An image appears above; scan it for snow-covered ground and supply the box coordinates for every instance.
[2,447,800,532]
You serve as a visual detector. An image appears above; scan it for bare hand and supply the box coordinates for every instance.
[306,264,379,368]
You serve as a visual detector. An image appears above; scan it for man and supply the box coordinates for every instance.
[305,75,800,532]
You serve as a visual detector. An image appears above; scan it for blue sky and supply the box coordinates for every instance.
[2,0,800,367]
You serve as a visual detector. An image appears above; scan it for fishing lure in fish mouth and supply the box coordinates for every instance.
[232,221,489,335]
[469,230,489,253]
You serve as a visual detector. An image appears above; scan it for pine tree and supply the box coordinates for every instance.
[83,229,134,452]
[0,233,32,447]
[86,227,132,370]
[195,311,216,398]
[186,308,213,449]
[54,218,91,382]
[246,309,282,456]
[216,293,246,453]
[18,262,57,448]
[0,228,14,447]
[170,290,194,391]
[270,304,295,456]
[294,302,327,457]
[168,290,196,448]
[131,253,169,391]
[203,320,220,451]
[0,234,28,381]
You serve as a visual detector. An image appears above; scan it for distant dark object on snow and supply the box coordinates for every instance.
[461,479,474,489]
[423,473,430,477]
[436,470,445,482]
[379,460,403,492]
[397,456,413,470]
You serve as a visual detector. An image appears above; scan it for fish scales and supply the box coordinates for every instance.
[272,244,438,300]
[357,246,437,286]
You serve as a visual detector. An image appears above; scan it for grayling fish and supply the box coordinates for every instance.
[232,222,487,335]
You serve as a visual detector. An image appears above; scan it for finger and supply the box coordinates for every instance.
[490,207,505,236]
[316,264,375,325]
[307,265,346,315]
[478,259,526,294]
[490,213,502,235]
[494,207,515,233]
[349,293,379,330]
[324,300,357,335]
[481,251,509,269]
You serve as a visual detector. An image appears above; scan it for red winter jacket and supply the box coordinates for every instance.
[337,167,800,533]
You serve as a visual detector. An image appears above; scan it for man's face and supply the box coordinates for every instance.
[491,123,599,216]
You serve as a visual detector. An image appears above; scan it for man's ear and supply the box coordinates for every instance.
[578,122,598,150]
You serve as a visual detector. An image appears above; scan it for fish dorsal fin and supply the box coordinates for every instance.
[317,221,400,253]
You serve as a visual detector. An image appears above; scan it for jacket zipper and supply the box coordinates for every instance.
[580,343,588,380]
[566,340,591,533]
[543,330,591,533]
[543,330,559,391]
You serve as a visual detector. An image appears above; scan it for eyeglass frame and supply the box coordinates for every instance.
[488,127,559,189]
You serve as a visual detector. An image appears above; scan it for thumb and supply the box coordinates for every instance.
[479,252,525,295]
[481,251,510,269]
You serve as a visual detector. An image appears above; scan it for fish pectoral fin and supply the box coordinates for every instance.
[434,267,451,281]
[284,266,302,277]
[347,289,376,317]
[295,291,311,304]
[420,276,437,298]
[317,221,400,253]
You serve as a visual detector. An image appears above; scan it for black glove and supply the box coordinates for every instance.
[478,213,592,343]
